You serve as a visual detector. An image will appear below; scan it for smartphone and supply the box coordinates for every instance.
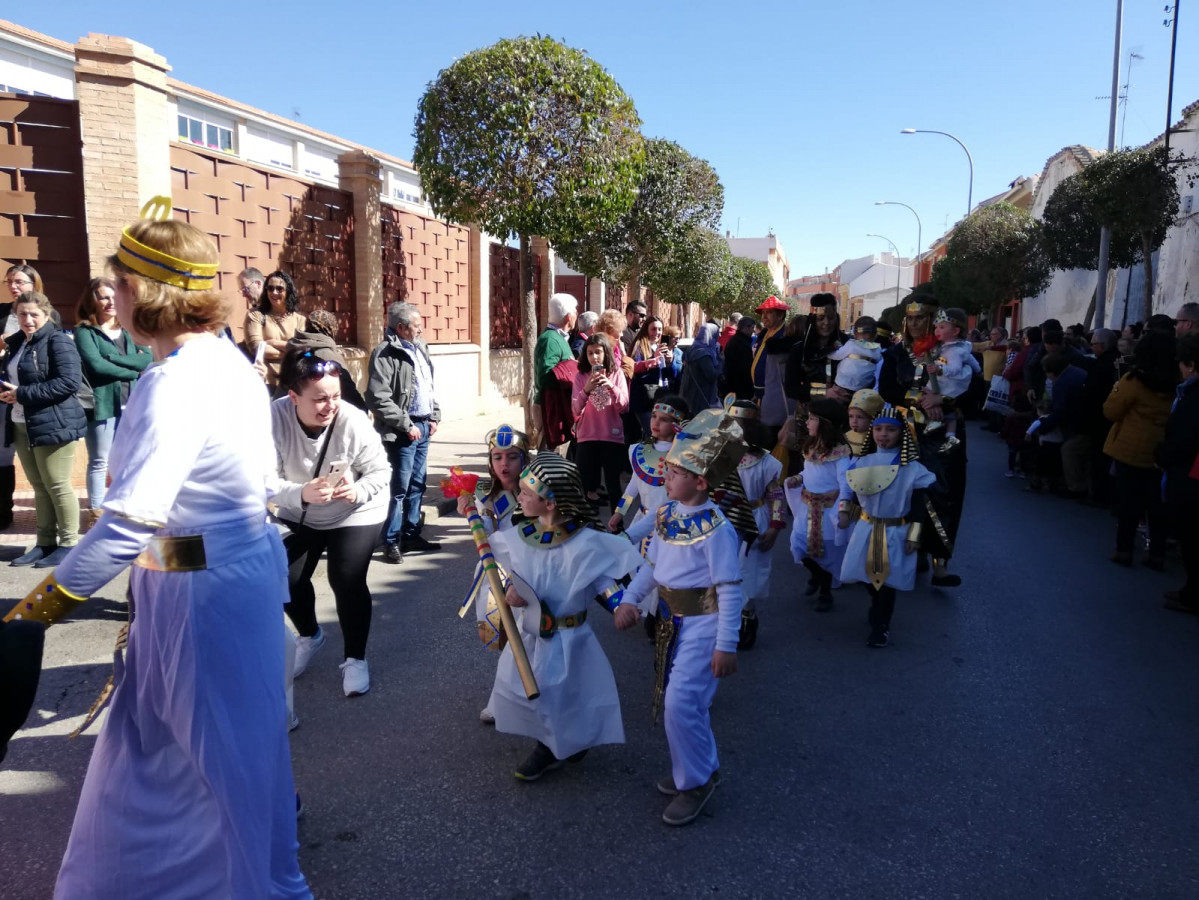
[253,340,267,365]
[323,460,350,487]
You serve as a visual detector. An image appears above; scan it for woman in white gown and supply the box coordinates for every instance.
[7,204,309,899]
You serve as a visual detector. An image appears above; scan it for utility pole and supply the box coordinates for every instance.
[1095,0,1124,330]
[1165,2,1181,155]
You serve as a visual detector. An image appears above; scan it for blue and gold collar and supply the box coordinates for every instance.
[654,502,727,545]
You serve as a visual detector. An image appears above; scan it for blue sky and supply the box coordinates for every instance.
[19,1,1197,276]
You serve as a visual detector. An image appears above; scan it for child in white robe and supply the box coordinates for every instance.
[785,398,854,612]
[615,408,746,827]
[838,405,937,648]
[488,453,642,781]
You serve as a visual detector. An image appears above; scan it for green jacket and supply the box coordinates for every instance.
[533,327,572,404]
[73,324,152,421]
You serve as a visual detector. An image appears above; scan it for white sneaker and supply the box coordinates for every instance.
[340,658,370,697]
[479,707,495,724]
[288,711,300,732]
[293,628,326,678]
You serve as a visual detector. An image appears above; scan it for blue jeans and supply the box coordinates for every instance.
[84,416,118,509]
[383,420,430,545]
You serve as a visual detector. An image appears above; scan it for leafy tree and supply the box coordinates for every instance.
[557,138,723,290]
[413,36,644,414]
[1041,146,1180,314]
[644,226,734,310]
[930,202,1050,315]
[723,257,777,320]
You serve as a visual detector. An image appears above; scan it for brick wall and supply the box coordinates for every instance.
[382,208,471,343]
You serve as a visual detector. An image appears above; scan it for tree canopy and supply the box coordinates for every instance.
[412,35,645,420]
[1041,146,1180,312]
[413,35,645,246]
[643,226,734,309]
[930,202,1051,314]
[556,138,723,285]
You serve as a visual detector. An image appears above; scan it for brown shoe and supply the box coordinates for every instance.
[662,772,719,826]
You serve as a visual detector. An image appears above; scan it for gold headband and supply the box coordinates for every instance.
[723,393,760,421]
[905,300,934,316]
[652,402,683,422]
[116,196,219,291]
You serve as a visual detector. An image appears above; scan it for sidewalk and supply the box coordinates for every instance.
[0,407,525,553]
[417,407,526,523]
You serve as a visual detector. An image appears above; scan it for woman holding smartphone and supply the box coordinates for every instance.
[269,352,391,697]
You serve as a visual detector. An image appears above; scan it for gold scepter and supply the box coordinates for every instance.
[441,468,539,699]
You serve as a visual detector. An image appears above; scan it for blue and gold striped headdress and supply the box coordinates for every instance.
[520,453,592,523]
[116,196,219,291]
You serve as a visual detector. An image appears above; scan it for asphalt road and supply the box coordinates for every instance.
[2,423,1198,899]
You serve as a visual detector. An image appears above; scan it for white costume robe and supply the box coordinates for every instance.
[621,501,744,791]
[785,450,853,574]
[736,452,784,602]
[830,339,882,391]
[53,335,309,899]
[840,450,937,591]
[488,524,642,759]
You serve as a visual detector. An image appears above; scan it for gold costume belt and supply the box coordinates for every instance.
[653,584,719,724]
[802,488,839,559]
[859,511,905,590]
[134,535,207,572]
[538,608,587,638]
[658,585,719,617]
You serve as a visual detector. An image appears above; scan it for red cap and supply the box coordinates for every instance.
[755,295,788,312]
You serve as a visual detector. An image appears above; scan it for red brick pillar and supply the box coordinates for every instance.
[74,34,173,276]
[337,150,383,351]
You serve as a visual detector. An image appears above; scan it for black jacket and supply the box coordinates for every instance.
[3,323,87,448]
[721,332,755,400]
[1154,378,1199,508]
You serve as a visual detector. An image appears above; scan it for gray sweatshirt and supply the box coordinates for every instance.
[269,397,390,529]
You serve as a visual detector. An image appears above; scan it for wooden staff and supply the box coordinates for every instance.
[462,498,540,699]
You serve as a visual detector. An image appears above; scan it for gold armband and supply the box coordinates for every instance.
[906,522,923,544]
[4,572,88,626]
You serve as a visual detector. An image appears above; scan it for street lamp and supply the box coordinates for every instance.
[901,128,974,217]
[875,200,922,281]
[866,233,903,307]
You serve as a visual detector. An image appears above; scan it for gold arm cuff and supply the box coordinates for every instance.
[111,511,168,530]
[4,572,88,625]
[658,585,719,616]
[907,522,923,543]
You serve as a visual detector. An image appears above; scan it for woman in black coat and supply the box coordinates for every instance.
[0,291,87,567]
[1155,333,1199,614]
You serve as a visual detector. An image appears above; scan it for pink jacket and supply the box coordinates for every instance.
[571,367,628,443]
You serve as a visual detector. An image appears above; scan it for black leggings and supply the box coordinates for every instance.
[1114,462,1167,557]
[576,441,625,511]
[281,519,378,660]
[867,585,897,630]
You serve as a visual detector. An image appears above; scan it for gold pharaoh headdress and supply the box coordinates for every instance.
[665,408,746,486]
[116,196,219,291]
[486,424,532,454]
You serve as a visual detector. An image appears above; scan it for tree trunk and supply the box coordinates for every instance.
[1082,289,1096,331]
[519,233,537,434]
[1142,232,1155,320]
